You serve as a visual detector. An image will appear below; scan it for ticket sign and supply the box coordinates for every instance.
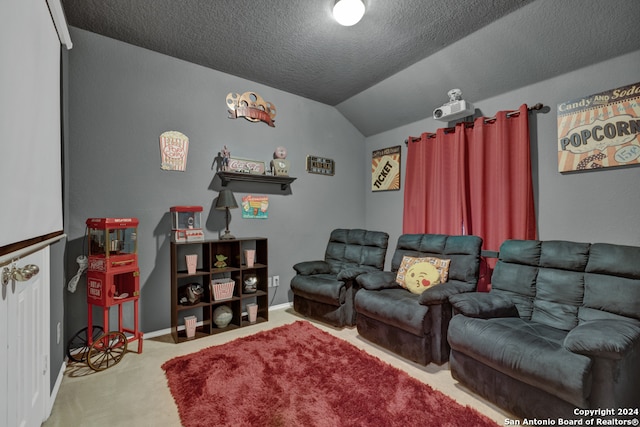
[372,145,401,191]
[557,82,640,172]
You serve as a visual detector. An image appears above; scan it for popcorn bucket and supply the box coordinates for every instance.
[244,250,256,267]
[246,303,258,323]
[186,254,198,275]
[184,315,197,339]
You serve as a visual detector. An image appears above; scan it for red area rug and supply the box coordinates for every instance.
[162,321,497,427]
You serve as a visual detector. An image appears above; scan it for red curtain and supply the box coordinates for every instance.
[404,127,465,235]
[403,104,537,291]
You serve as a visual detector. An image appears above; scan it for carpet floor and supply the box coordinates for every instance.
[44,307,515,426]
[162,321,498,427]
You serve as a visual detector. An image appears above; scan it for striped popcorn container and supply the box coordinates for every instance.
[211,279,235,301]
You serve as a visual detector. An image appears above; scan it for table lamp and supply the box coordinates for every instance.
[215,189,239,239]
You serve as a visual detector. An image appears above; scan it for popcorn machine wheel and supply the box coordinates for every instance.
[66,325,104,363]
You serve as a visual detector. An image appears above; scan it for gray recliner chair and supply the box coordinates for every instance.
[290,229,389,327]
[354,233,483,365]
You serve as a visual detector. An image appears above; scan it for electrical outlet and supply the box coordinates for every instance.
[273,275,280,287]
[268,277,273,287]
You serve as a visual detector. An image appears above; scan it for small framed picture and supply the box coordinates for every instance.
[306,155,335,175]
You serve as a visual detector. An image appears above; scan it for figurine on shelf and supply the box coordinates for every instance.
[271,146,290,176]
[214,254,228,268]
[221,145,230,171]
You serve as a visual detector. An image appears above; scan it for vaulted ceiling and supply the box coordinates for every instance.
[62,0,640,136]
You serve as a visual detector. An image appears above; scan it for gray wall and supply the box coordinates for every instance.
[65,26,640,344]
[65,28,366,337]
[365,49,640,267]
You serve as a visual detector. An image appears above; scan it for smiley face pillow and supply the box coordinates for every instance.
[395,256,451,295]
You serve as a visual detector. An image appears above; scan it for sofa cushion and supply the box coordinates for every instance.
[564,319,640,360]
[389,234,481,284]
[448,315,592,407]
[292,260,331,276]
[355,288,430,336]
[449,292,519,318]
[531,268,584,331]
[290,274,345,307]
[325,229,389,274]
[539,240,590,271]
[357,271,399,290]
[586,243,640,279]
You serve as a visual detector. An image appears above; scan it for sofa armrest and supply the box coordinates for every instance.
[564,319,640,360]
[337,266,379,281]
[356,271,399,291]
[448,292,519,318]
[418,280,476,305]
[293,260,331,276]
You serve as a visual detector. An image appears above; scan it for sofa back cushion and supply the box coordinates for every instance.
[581,243,640,323]
[390,234,482,285]
[493,239,640,330]
[324,229,389,274]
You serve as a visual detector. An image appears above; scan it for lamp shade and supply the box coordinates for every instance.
[215,189,238,210]
[333,0,365,26]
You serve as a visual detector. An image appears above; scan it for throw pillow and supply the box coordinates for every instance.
[404,262,441,295]
[396,256,451,290]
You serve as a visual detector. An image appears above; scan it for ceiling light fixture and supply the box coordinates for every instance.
[333,0,365,26]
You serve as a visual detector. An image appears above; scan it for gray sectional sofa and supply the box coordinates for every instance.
[448,239,640,419]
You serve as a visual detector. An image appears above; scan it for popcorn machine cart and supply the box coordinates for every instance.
[84,217,143,371]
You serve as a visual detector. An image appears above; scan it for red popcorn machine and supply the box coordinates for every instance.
[83,217,143,370]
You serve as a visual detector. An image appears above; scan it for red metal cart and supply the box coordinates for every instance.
[83,218,143,371]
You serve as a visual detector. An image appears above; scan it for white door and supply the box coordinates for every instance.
[1,246,50,427]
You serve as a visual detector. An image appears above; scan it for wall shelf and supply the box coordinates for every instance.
[217,171,296,190]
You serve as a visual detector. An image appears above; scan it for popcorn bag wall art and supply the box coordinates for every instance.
[160,131,189,171]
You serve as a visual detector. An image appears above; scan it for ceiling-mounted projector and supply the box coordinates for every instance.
[433,88,474,121]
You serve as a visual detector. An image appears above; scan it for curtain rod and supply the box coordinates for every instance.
[404,103,546,145]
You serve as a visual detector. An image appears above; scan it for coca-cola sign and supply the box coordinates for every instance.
[227,157,266,174]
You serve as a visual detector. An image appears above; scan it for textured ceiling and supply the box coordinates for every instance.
[62,0,640,136]
[60,0,535,106]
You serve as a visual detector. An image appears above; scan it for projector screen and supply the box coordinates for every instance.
[0,0,64,250]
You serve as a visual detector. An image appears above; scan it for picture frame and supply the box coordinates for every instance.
[306,155,335,175]
[372,145,401,191]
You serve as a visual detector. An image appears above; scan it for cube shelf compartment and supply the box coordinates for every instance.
[170,237,269,343]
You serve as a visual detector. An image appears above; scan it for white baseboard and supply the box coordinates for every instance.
[269,301,292,311]
[143,301,293,339]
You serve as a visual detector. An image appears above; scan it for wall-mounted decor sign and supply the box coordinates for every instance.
[226,91,277,127]
[159,131,189,171]
[557,82,640,172]
[241,195,269,219]
[227,157,266,174]
[306,155,335,175]
[372,145,401,191]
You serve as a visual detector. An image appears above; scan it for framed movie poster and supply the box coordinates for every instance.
[557,82,640,172]
[241,195,268,219]
[372,145,401,191]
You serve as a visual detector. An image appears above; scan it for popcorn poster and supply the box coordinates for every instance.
[557,82,640,172]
